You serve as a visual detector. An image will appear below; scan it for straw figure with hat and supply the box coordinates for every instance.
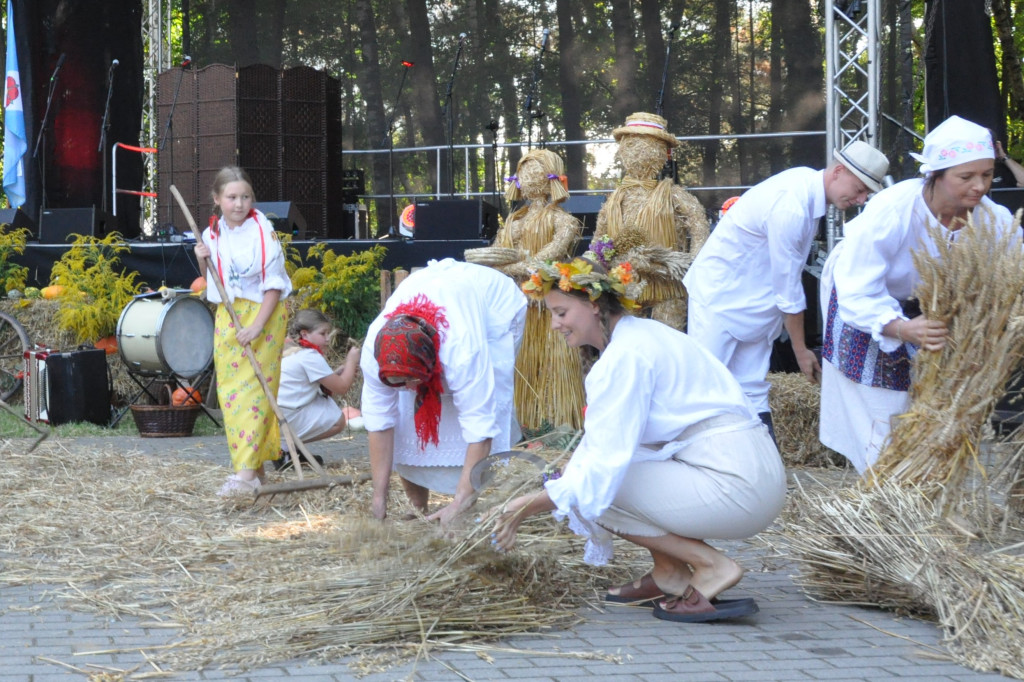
[359,259,527,524]
[818,115,1016,475]
[487,237,786,624]
[683,139,890,442]
[465,149,586,430]
[595,112,710,330]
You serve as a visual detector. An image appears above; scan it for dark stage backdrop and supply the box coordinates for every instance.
[14,0,144,237]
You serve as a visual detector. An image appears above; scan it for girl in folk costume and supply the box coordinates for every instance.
[359,259,527,525]
[194,166,293,496]
[596,112,710,329]
[274,309,361,470]
[490,248,785,623]
[465,149,585,429]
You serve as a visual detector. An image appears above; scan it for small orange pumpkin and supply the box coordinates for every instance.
[41,285,65,299]
[171,387,202,406]
[94,335,118,355]
[190,276,207,293]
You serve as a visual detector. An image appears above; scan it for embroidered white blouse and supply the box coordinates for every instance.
[827,178,1014,353]
[684,167,826,342]
[200,209,292,304]
[544,316,756,524]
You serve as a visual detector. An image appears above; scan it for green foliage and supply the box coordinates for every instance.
[49,233,141,343]
[0,224,29,294]
[296,244,385,342]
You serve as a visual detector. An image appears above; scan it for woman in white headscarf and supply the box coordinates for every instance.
[818,116,1015,474]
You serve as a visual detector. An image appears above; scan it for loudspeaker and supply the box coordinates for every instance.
[39,207,112,244]
[414,199,498,240]
[0,207,37,236]
[41,348,111,427]
[256,202,307,238]
[991,188,1024,215]
[563,195,606,235]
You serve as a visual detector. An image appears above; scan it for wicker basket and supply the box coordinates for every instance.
[130,386,202,438]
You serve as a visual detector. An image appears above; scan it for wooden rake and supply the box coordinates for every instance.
[169,185,369,500]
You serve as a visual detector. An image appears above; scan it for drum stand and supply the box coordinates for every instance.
[110,366,220,428]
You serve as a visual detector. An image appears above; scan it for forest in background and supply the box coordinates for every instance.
[4,1,1024,228]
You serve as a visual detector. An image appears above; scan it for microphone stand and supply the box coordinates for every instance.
[486,120,501,215]
[32,55,66,212]
[159,58,191,230]
[520,31,548,150]
[656,23,679,183]
[98,62,118,217]
[442,36,466,198]
[381,62,413,236]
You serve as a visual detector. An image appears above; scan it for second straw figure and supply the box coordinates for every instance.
[465,149,585,430]
[596,112,709,330]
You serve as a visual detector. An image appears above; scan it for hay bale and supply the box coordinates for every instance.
[768,371,843,468]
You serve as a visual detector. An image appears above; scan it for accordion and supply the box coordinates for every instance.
[23,347,111,426]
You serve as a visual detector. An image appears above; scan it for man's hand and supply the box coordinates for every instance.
[794,346,821,384]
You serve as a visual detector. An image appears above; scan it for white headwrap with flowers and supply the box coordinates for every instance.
[909,115,994,176]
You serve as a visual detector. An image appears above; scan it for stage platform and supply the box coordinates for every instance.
[13,237,491,290]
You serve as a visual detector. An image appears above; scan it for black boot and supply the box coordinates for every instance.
[758,411,778,446]
[274,450,324,471]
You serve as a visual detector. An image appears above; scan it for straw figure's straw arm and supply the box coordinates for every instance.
[168,184,323,480]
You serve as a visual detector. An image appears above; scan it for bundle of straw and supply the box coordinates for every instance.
[872,209,1024,509]
[767,372,843,468]
[778,478,1024,679]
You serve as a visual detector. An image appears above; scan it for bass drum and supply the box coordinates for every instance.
[117,294,214,378]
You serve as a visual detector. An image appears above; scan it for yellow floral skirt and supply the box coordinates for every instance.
[213,299,287,471]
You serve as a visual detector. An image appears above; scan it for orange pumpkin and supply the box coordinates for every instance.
[190,276,207,293]
[94,335,118,355]
[171,387,202,406]
[41,285,65,300]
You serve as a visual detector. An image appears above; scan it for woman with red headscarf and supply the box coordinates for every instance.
[360,258,527,524]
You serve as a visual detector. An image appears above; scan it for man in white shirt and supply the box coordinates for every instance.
[683,141,889,439]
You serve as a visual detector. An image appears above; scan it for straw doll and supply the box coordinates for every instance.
[596,112,710,329]
[466,149,585,430]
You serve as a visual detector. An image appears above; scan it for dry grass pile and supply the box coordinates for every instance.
[775,478,1024,678]
[767,371,843,468]
[873,211,1024,509]
[0,437,646,675]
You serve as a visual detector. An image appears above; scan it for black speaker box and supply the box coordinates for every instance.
[255,202,308,238]
[991,188,1024,215]
[39,207,112,244]
[563,195,606,235]
[43,348,111,426]
[414,199,499,240]
[0,207,37,236]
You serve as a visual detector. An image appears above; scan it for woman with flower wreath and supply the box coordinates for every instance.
[490,248,786,623]
[360,259,527,524]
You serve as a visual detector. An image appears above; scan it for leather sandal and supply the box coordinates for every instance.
[605,573,663,605]
[653,585,758,623]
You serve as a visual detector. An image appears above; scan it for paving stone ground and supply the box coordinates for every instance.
[0,429,1011,682]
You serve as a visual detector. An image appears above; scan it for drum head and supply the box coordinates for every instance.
[158,297,214,378]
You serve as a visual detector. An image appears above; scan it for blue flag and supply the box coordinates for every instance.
[3,0,27,208]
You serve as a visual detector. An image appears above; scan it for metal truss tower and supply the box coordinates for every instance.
[824,0,881,249]
[140,0,171,234]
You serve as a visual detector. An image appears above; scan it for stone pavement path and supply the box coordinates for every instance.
[0,431,1010,681]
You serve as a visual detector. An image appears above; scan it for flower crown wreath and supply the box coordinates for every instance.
[522,236,644,310]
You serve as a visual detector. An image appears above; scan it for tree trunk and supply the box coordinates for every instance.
[779,0,824,167]
[640,0,666,115]
[609,0,640,123]
[405,0,445,195]
[557,0,586,191]
[768,0,784,173]
[353,0,392,234]
[897,0,916,178]
[225,0,261,67]
[992,0,1024,138]
[702,0,732,187]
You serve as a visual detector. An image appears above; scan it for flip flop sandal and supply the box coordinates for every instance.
[652,585,759,623]
[606,574,756,610]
